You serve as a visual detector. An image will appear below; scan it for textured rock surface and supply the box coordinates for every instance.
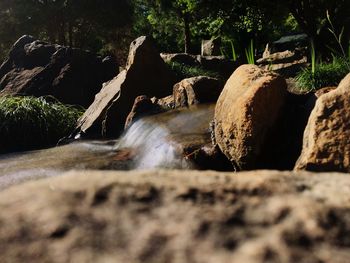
[0,35,117,107]
[295,73,350,172]
[201,38,221,56]
[124,95,163,129]
[75,36,178,137]
[257,49,307,77]
[160,53,199,67]
[214,64,287,170]
[173,76,223,108]
[1,170,350,263]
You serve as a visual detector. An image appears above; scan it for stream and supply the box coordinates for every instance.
[0,104,214,189]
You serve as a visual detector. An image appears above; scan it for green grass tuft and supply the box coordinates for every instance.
[245,40,255,65]
[167,61,222,80]
[295,58,349,92]
[0,96,84,153]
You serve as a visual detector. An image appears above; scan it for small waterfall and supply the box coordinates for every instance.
[115,104,215,169]
[116,119,190,169]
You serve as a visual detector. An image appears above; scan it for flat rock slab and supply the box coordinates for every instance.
[1,170,350,262]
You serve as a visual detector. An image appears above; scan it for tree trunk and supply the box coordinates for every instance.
[183,12,191,54]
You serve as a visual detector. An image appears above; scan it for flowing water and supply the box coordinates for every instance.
[117,104,214,169]
[0,104,214,189]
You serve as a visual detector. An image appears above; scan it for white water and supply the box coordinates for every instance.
[116,119,191,169]
[116,105,215,169]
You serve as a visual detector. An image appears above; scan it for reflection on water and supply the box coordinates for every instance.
[0,140,127,189]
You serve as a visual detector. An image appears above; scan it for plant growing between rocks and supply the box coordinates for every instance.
[220,40,238,62]
[0,96,84,153]
[295,12,350,92]
[295,57,349,92]
[167,61,222,80]
[245,39,255,64]
[326,10,350,71]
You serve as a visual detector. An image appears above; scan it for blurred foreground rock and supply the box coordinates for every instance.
[1,170,350,262]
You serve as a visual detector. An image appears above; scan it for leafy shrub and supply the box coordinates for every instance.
[167,61,222,80]
[295,58,349,92]
[0,96,84,153]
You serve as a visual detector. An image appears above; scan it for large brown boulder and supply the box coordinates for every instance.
[1,170,350,262]
[0,35,117,107]
[74,36,178,138]
[214,64,287,170]
[295,73,350,172]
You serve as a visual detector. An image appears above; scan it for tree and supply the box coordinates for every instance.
[133,0,199,53]
[286,0,350,57]
[0,0,134,61]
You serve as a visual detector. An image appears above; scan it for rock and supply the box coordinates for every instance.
[117,104,215,170]
[160,53,199,67]
[201,38,221,56]
[270,34,308,53]
[1,169,350,262]
[184,144,233,171]
[124,95,163,129]
[257,50,304,65]
[160,53,238,80]
[197,55,238,80]
[314,86,337,98]
[0,35,117,107]
[124,95,175,129]
[295,73,350,172]
[214,64,287,170]
[257,49,307,77]
[173,76,223,108]
[151,95,175,110]
[75,36,178,138]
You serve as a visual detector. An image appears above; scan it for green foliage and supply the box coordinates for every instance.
[326,10,350,70]
[295,58,349,92]
[133,0,292,54]
[220,40,238,61]
[285,0,350,58]
[310,40,316,75]
[167,61,221,80]
[245,40,255,64]
[0,0,133,61]
[0,96,84,153]
[229,40,237,62]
